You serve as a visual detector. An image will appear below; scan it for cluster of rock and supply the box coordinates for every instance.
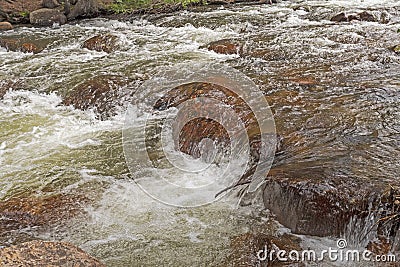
[0,193,106,265]
[331,11,381,23]
[0,31,119,54]
[31,0,103,26]
[0,0,107,29]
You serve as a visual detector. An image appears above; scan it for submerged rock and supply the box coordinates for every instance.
[153,81,276,188]
[331,11,377,23]
[0,11,8,22]
[0,22,13,31]
[0,240,105,266]
[0,85,7,99]
[331,12,348,22]
[358,11,376,22]
[0,80,24,99]
[0,194,88,246]
[82,34,119,53]
[29,8,67,26]
[0,38,44,54]
[153,82,261,158]
[203,39,243,55]
[62,75,132,119]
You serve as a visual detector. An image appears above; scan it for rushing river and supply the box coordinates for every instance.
[1,0,400,266]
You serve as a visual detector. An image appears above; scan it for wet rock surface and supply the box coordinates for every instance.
[82,34,119,53]
[331,11,377,22]
[29,8,67,26]
[0,37,46,53]
[263,169,368,237]
[0,80,25,99]
[203,39,243,55]
[0,21,13,31]
[62,75,133,119]
[153,82,263,163]
[262,165,400,243]
[0,194,88,246]
[0,240,105,266]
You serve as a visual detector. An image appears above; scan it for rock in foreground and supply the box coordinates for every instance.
[0,241,105,266]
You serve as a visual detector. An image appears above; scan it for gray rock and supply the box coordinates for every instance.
[331,12,348,22]
[42,0,60,9]
[30,8,67,26]
[67,0,100,20]
[358,11,376,22]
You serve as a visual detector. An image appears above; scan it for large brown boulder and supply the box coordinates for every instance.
[29,8,67,26]
[0,22,13,31]
[62,75,132,119]
[152,81,276,189]
[153,82,262,160]
[0,241,105,266]
[82,34,119,53]
[262,165,400,241]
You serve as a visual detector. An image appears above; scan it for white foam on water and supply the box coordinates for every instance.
[0,90,124,187]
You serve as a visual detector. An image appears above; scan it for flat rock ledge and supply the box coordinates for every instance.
[0,240,105,266]
[262,167,400,251]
